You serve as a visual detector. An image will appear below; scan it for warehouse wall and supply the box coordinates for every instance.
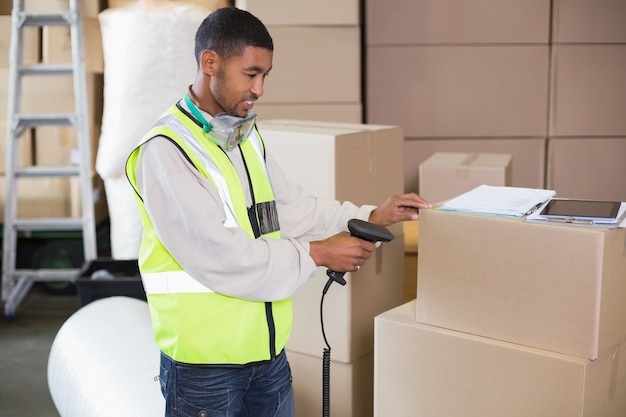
[365,0,626,201]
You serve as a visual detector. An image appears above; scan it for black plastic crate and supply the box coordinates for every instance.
[76,258,146,306]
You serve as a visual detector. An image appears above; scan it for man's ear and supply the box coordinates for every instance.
[200,50,218,75]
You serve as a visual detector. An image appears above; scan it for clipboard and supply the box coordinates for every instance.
[525,198,626,228]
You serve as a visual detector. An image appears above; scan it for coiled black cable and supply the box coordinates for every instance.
[320,277,335,417]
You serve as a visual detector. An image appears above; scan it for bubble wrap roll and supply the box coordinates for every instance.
[103,175,142,259]
[96,2,207,179]
[47,297,164,417]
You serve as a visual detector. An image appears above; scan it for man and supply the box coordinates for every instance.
[126,7,430,417]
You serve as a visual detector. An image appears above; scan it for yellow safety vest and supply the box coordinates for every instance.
[125,103,291,365]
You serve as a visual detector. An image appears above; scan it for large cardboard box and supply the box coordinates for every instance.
[367,45,549,138]
[257,120,405,362]
[547,137,626,201]
[254,102,362,124]
[375,301,626,417]
[403,138,545,195]
[42,17,104,73]
[418,152,512,204]
[236,0,359,26]
[552,0,626,43]
[288,350,374,417]
[550,45,626,137]
[366,0,550,46]
[263,26,360,104]
[258,120,404,217]
[416,207,626,359]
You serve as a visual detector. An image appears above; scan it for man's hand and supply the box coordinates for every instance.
[309,232,376,272]
[368,193,431,226]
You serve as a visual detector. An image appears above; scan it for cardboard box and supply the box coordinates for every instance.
[375,301,626,417]
[236,0,359,26]
[258,120,404,214]
[257,120,406,362]
[42,17,104,73]
[416,207,626,359]
[547,137,626,201]
[366,0,550,45]
[263,26,360,104]
[254,102,362,124]
[403,138,545,195]
[550,45,626,137]
[552,0,626,43]
[0,16,40,67]
[287,350,374,417]
[418,152,512,204]
[367,45,549,138]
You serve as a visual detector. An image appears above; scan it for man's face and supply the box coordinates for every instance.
[210,46,273,118]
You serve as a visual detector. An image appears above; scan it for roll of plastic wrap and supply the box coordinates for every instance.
[103,175,143,259]
[48,297,164,417]
[96,2,207,180]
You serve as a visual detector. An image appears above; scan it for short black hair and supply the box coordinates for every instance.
[194,7,274,64]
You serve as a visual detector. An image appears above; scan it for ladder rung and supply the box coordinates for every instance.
[19,63,73,76]
[16,166,80,178]
[14,114,76,128]
[19,12,74,27]
[12,218,85,232]
[6,269,79,282]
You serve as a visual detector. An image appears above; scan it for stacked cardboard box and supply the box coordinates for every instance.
[236,0,362,123]
[418,152,512,205]
[366,0,550,194]
[365,0,626,201]
[0,0,108,223]
[257,119,405,417]
[374,207,626,416]
[547,0,626,201]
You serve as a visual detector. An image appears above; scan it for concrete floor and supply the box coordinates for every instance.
[0,283,80,417]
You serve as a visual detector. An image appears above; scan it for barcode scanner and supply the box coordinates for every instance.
[320,218,394,417]
[325,218,395,286]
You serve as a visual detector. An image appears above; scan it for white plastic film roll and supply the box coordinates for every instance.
[95,2,207,180]
[103,175,143,259]
[47,297,164,417]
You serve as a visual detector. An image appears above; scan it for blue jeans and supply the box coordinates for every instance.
[159,350,295,417]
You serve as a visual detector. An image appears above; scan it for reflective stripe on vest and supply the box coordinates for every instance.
[142,271,214,294]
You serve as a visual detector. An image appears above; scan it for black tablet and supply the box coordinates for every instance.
[539,198,622,222]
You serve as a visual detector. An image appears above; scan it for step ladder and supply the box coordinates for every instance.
[2,0,97,319]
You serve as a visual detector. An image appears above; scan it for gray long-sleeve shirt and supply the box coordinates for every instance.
[134,119,375,303]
